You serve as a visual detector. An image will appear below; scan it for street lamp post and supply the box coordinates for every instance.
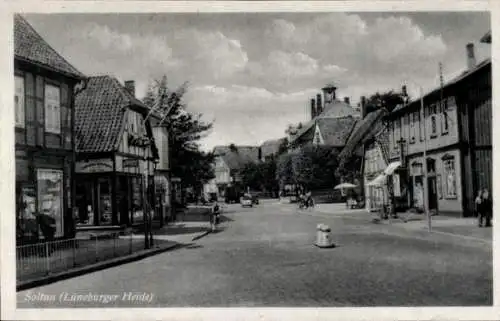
[403,82,431,232]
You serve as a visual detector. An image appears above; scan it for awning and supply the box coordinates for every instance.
[366,174,386,186]
[384,161,402,175]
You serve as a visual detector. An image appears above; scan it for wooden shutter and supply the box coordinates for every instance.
[25,72,36,146]
[60,83,71,149]
[35,75,44,147]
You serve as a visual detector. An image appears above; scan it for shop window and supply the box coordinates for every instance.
[131,176,143,223]
[98,178,113,225]
[45,84,61,134]
[75,181,94,225]
[37,169,64,238]
[443,157,457,199]
[15,75,25,128]
[17,184,37,241]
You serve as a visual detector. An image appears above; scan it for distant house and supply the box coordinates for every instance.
[74,76,162,230]
[288,84,360,151]
[339,107,390,209]
[207,145,260,197]
[385,42,491,217]
[260,137,287,161]
[14,15,86,243]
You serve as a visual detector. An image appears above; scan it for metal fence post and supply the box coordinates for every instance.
[129,233,133,254]
[72,239,77,268]
[95,236,99,262]
[45,242,50,275]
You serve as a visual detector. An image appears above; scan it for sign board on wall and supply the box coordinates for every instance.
[75,159,113,173]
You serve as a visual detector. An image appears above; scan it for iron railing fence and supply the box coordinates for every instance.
[16,234,149,283]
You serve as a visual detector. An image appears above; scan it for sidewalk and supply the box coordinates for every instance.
[313,203,492,242]
[125,221,212,244]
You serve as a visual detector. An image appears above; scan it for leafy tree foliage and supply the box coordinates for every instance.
[365,90,407,114]
[240,158,279,193]
[277,145,341,191]
[143,75,215,189]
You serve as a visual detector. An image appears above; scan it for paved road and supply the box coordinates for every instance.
[17,201,492,307]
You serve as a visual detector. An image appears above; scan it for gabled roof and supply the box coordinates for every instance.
[391,58,491,115]
[339,108,388,162]
[75,75,157,155]
[213,145,260,171]
[321,99,360,118]
[290,99,359,144]
[14,14,85,80]
[316,116,358,146]
[260,137,286,158]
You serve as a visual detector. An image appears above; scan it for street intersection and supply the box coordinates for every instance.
[17,201,492,307]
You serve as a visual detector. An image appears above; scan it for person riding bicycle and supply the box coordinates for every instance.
[210,201,221,231]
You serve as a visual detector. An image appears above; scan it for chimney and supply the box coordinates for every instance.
[343,97,350,105]
[316,94,323,115]
[124,80,135,97]
[322,83,337,104]
[310,98,316,120]
[466,43,476,70]
[360,96,367,118]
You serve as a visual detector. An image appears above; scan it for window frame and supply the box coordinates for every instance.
[15,75,25,128]
[44,83,61,134]
[443,158,457,199]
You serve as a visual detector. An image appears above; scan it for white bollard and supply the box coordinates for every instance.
[314,224,335,248]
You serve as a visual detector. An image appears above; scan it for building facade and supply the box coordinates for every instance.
[14,15,86,243]
[386,43,491,217]
[74,76,160,230]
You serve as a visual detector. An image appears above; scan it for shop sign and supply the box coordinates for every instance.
[123,159,139,169]
[76,159,113,173]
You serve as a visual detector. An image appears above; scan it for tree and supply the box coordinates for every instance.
[291,145,340,190]
[240,158,279,194]
[143,76,215,190]
[365,90,406,114]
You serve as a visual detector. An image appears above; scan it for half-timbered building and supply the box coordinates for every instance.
[14,15,86,243]
[74,76,160,232]
[386,42,491,217]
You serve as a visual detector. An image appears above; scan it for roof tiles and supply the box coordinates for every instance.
[14,14,85,79]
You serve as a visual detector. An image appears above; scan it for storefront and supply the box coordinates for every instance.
[16,153,73,242]
[75,156,156,228]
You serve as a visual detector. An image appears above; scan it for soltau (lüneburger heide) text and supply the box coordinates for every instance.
[23,291,155,304]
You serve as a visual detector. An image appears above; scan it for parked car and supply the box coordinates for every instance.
[240,195,253,207]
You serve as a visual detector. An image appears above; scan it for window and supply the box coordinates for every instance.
[409,112,416,143]
[418,111,424,142]
[430,115,438,137]
[44,84,61,134]
[15,75,25,128]
[441,99,449,134]
[443,158,457,199]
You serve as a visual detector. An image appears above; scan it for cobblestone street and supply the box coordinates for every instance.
[17,201,492,307]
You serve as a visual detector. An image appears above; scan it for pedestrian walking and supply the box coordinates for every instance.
[210,201,220,232]
[482,189,492,227]
[475,190,484,227]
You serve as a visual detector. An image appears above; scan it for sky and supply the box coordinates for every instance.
[23,12,491,151]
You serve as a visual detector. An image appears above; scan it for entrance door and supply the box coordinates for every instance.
[97,177,113,225]
[427,176,438,211]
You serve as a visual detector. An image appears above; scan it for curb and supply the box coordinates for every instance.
[191,230,211,241]
[17,242,181,292]
[309,210,492,243]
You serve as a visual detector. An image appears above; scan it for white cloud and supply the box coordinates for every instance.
[83,23,175,65]
[172,29,249,80]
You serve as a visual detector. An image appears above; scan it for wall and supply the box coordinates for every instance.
[214,156,231,184]
[388,95,459,160]
[406,148,462,214]
[152,126,169,171]
[118,110,153,159]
